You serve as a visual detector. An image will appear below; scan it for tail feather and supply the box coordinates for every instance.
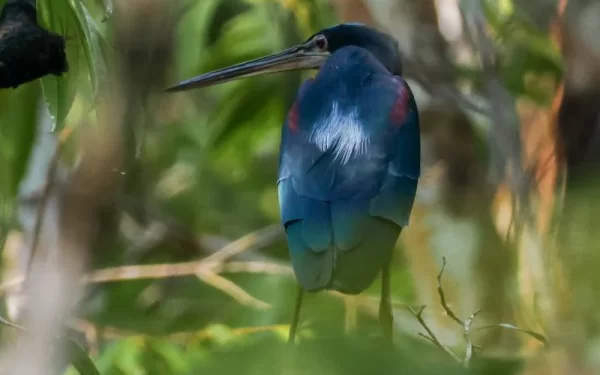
[331,217,400,294]
[287,220,334,292]
[285,198,401,294]
[330,200,370,251]
[302,200,331,252]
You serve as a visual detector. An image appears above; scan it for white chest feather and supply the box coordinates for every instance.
[308,102,370,164]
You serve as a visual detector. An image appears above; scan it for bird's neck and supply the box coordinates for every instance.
[314,46,392,98]
[297,50,390,163]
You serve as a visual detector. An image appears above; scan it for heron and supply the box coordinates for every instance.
[167,22,420,343]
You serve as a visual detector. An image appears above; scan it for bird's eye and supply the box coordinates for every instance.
[314,35,328,51]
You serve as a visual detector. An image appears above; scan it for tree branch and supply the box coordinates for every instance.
[195,268,271,310]
[409,305,462,363]
[436,257,464,326]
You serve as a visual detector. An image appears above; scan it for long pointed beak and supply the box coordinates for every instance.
[166,46,328,92]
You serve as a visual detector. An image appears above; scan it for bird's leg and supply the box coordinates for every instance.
[379,258,393,342]
[288,284,304,344]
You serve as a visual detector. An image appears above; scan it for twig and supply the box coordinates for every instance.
[463,309,481,367]
[2,260,286,312]
[72,319,289,343]
[84,260,292,284]
[0,261,286,315]
[408,305,462,363]
[418,332,436,345]
[200,224,282,265]
[215,261,293,276]
[0,222,286,294]
[436,257,464,326]
[195,268,271,310]
[437,257,482,365]
[410,257,483,366]
[472,323,548,346]
[88,225,282,311]
[433,257,547,365]
[0,315,27,331]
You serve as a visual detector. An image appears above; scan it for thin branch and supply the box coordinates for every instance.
[410,257,483,367]
[0,223,286,294]
[408,305,462,363]
[72,319,289,343]
[418,332,436,345]
[7,260,286,310]
[463,309,481,367]
[436,257,464,326]
[473,323,548,346]
[195,268,271,310]
[215,261,294,276]
[437,257,482,364]
[0,315,27,331]
[0,262,286,315]
[82,260,288,284]
[200,224,282,265]
[432,257,548,364]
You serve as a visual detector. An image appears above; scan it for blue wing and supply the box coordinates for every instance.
[278,72,420,294]
[370,81,420,226]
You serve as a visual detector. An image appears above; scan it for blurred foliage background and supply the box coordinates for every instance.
[1,0,600,373]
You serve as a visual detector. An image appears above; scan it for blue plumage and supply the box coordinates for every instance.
[278,46,420,294]
[165,21,420,339]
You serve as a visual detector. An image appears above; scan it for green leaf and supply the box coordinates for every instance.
[67,0,108,96]
[150,340,190,374]
[205,0,252,47]
[37,0,80,132]
[39,75,71,132]
[66,339,101,375]
[37,0,108,132]
[96,338,145,374]
[92,0,113,20]
[0,84,39,198]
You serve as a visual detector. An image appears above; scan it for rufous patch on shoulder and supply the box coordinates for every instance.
[288,101,300,133]
[389,81,410,127]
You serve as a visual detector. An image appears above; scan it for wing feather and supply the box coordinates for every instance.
[277,71,420,293]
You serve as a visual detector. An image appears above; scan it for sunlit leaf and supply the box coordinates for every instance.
[68,0,108,97]
[37,0,80,131]
[92,0,113,21]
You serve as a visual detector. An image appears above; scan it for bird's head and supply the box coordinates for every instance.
[166,23,401,92]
